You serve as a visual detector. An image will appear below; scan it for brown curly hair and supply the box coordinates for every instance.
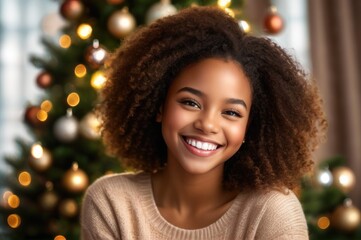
[100,6,327,191]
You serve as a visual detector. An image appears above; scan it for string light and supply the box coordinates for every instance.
[74,64,87,78]
[224,8,235,18]
[54,235,66,240]
[317,216,330,230]
[91,71,107,89]
[36,109,48,122]
[77,23,92,40]
[31,143,43,158]
[3,191,12,202]
[7,194,20,209]
[41,100,53,112]
[217,0,231,8]
[239,20,251,33]
[59,34,72,48]
[67,92,80,107]
[7,214,21,228]
[18,171,31,187]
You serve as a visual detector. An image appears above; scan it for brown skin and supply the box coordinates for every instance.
[151,58,250,228]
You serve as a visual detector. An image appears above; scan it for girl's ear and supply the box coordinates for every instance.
[156,105,163,122]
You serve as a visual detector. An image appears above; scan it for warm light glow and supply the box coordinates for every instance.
[54,235,66,240]
[3,191,12,202]
[8,194,20,208]
[217,0,231,8]
[67,92,80,107]
[59,34,72,48]
[41,100,53,112]
[224,8,235,18]
[18,171,31,186]
[339,174,352,186]
[239,20,251,33]
[74,64,87,78]
[91,71,107,89]
[317,216,330,230]
[319,171,332,185]
[77,23,92,40]
[37,109,48,122]
[31,143,43,158]
[7,214,21,228]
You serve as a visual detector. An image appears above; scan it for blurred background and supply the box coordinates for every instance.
[0,0,360,239]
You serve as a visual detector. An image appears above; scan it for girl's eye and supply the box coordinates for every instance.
[223,110,242,118]
[179,99,201,109]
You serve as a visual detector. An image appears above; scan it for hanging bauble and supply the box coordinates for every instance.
[59,198,78,218]
[39,190,58,211]
[107,7,136,38]
[60,0,84,21]
[79,112,101,140]
[315,167,333,187]
[106,0,124,4]
[62,163,89,193]
[332,166,356,193]
[29,145,52,172]
[39,182,58,210]
[263,8,283,34]
[145,0,177,25]
[53,109,79,142]
[24,105,42,127]
[85,39,109,69]
[36,71,53,88]
[331,199,361,232]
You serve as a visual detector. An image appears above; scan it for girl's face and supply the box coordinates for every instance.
[158,58,252,176]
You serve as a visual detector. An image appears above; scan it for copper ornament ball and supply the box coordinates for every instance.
[264,12,283,34]
[36,72,53,88]
[60,0,84,20]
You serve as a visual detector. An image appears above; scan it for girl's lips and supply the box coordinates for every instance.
[181,136,221,157]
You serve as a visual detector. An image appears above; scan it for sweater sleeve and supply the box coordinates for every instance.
[80,181,121,240]
[255,191,309,240]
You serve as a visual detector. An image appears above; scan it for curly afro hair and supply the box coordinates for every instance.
[100,6,327,191]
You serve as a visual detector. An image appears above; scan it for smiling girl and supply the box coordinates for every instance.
[81,6,327,240]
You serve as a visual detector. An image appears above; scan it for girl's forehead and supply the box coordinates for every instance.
[168,58,252,103]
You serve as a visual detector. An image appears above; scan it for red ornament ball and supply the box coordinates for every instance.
[60,0,84,20]
[36,71,53,88]
[106,0,124,4]
[24,106,42,126]
[264,12,284,34]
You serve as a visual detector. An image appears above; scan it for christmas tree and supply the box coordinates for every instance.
[1,0,283,239]
[301,156,361,239]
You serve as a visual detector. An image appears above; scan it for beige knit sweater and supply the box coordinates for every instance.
[80,172,308,240]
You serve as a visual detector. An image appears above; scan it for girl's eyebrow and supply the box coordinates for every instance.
[176,87,248,110]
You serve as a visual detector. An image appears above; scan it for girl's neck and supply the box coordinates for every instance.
[151,163,236,213]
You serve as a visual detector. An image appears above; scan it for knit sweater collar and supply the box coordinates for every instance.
[137,173,244,238]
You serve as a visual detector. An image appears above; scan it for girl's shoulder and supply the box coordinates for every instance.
[84,171,149,199]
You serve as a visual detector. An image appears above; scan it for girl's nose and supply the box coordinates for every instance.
[193,112,220,134]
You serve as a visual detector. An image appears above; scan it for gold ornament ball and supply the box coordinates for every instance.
[331,204,361,231]
[60,0,84,20]
[39,190,58,210]
[29,148,52,172]
[107,8,136,38]
[332,166,356,193]
[59,199,78,218]
[79,112,101,139]
[145,0,177,25]
[62,164,89,193]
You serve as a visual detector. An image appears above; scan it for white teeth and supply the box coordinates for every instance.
[186,138,217,151]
